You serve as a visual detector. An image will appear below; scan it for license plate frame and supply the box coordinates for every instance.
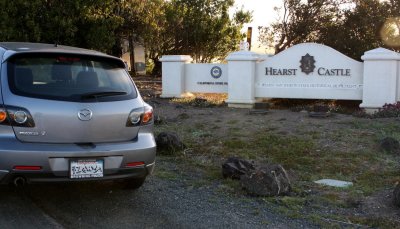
[69,158,104,179]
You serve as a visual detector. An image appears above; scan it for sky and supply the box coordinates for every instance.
[232,0,283,53]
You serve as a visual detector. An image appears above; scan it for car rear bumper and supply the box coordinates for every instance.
[0,132,156,184]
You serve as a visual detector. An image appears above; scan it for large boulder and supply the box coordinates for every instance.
[380,137,400,154]
[222,157,255,180]
[394,184,400,207]
[156,132,185,153]
[240,164,291,197]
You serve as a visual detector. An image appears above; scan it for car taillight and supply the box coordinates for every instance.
[142,106,153,124]
[126,105,153,127]
[0,106,35,127]
[0,109,7,123]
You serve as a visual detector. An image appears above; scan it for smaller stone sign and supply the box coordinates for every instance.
[185,64,228,93]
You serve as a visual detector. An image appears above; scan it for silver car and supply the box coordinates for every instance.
[0,42,156,188]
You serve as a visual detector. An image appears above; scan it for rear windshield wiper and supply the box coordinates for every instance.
[80,91,127,100]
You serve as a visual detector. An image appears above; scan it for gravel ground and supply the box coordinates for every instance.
[0,157,317,228]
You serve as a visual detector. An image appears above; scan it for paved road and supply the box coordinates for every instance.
[0,160,316,229]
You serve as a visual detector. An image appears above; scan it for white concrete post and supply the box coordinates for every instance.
[159,55,193,98]
[225,51,260,108]
[360,48,400,111]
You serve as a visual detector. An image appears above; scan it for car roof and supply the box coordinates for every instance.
[0,42,121,62]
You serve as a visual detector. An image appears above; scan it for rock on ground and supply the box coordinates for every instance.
[240,164,291,197]
[156,132,185,153]
[222,157,255,180]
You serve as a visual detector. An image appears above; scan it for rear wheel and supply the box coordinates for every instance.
[123,176,146,189]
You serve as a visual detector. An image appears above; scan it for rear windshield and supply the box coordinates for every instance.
[7,53,137,102]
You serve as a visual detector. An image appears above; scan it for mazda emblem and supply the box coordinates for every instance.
[78,109,93,121]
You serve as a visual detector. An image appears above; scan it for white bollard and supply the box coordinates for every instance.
[225,50,260,108]
[360,48,400,112]
[159,55,193,98]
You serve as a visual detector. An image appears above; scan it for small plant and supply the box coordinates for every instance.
[373,102,400,118]
[353,102,400,118]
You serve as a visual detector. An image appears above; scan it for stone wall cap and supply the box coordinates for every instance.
[159,55,193,62]
[226,51,260,61]
[362,48,400,61]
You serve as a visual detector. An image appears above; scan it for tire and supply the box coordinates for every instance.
[123,176,146,189]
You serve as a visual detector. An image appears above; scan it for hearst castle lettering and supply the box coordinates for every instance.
[265,68,297,76]
[265,67,351,76]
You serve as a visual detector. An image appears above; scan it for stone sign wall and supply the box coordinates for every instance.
[160,43,400,111]
[254,43,363,100]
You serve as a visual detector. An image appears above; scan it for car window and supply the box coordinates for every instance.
[7,53,137,102]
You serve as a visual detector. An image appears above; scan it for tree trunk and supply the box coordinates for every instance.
[129,35,136,77]
[152,57,162,77]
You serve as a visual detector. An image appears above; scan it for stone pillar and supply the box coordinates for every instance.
[225,51,260,108]
[360,48,400,112]
[159,55,192,98]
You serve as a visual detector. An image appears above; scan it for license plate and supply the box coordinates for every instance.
[70,159,104,179]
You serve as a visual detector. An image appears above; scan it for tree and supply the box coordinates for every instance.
[113,0,150,74]
[317,0,400,59]
[259,0,400,58]
[317,0,388,59]
[1,0,122,54]
[154,0,251,63]
[1,0,252,76]
[74,1,122,53]
[258,0,342,54]
[137,0,251,75]
[0,0,43,42]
